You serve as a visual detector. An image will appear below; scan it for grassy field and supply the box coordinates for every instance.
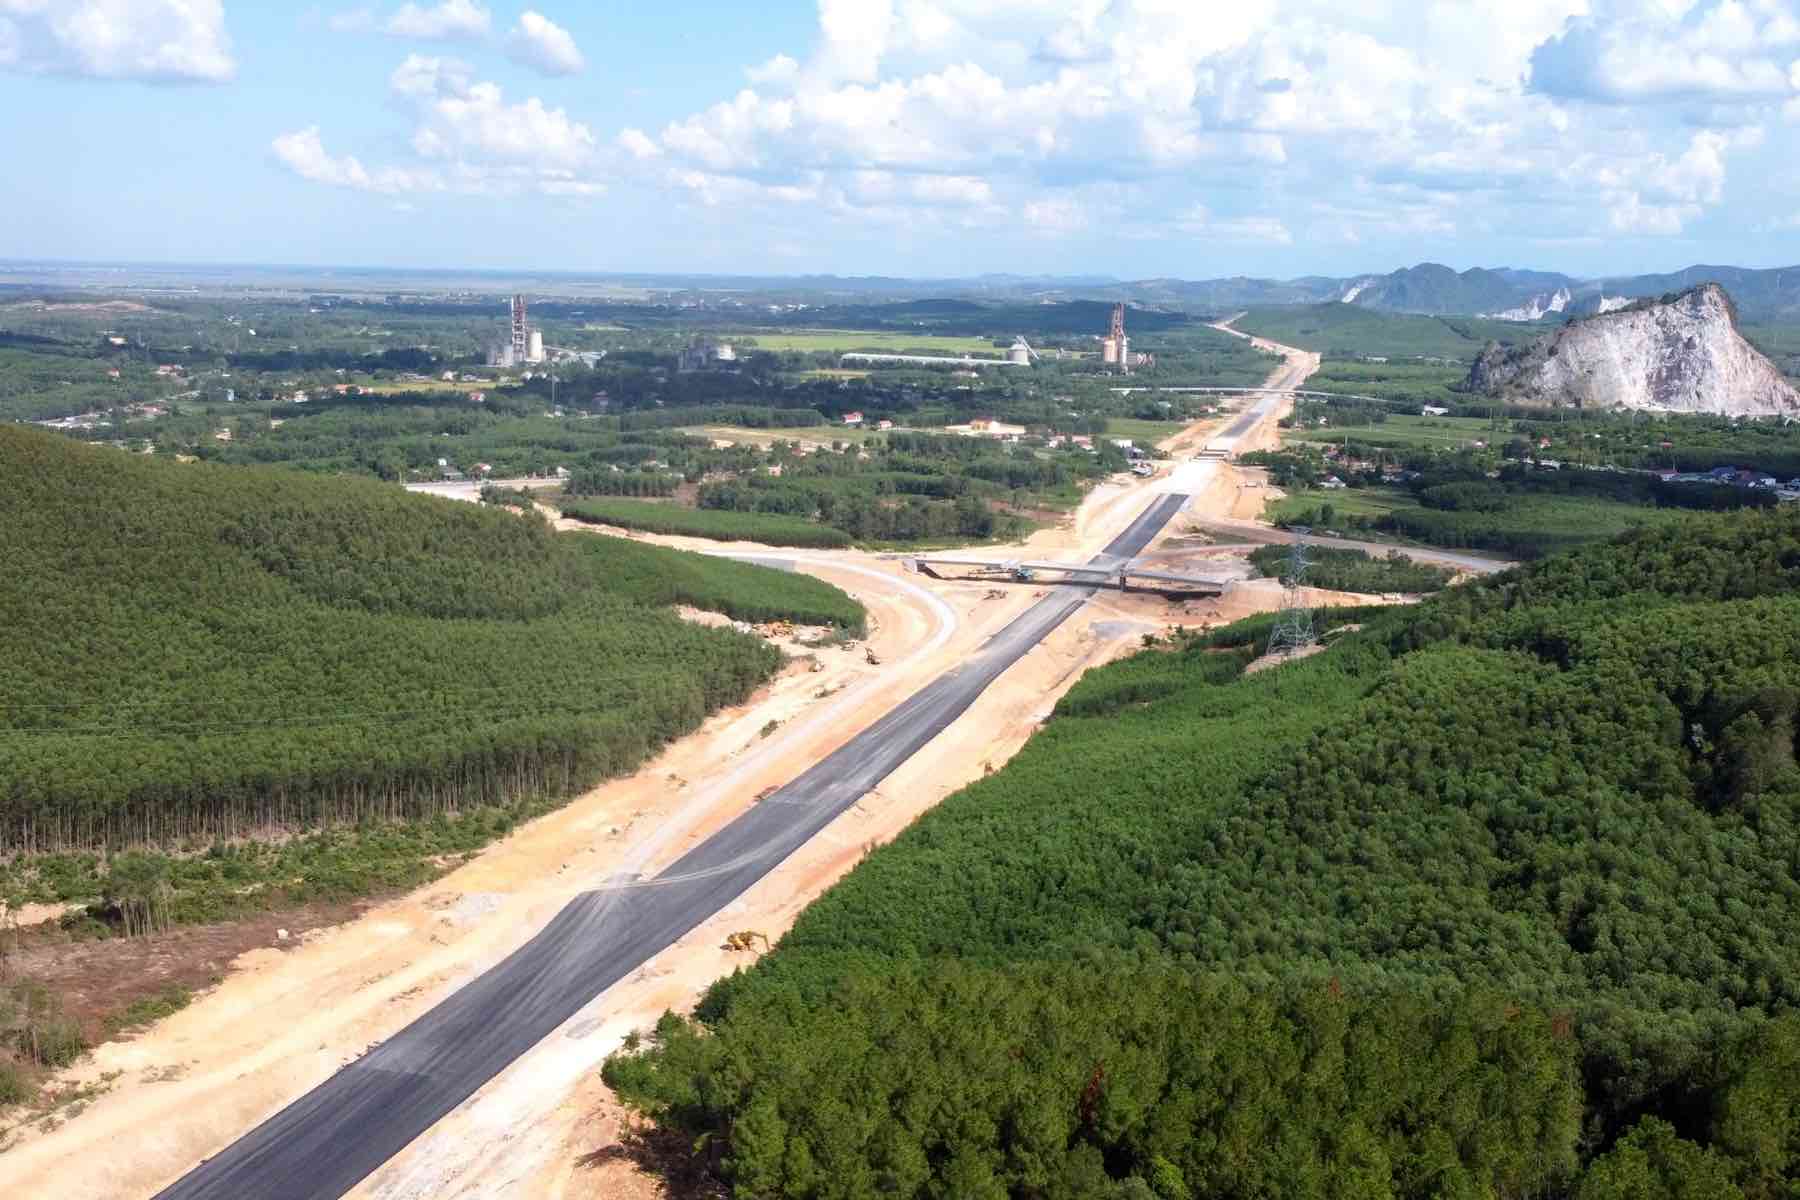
[1265,487,1422,524]
[1285,412,1506,450]
[745,330,1005,354]
[1268,483,1683,558]
[1235,305,1535,360]
[678,423,884,446]
[353,377,498,394]
[1103,416,1191,445]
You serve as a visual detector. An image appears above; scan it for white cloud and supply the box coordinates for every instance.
[0,0,235,83]
[506,10,583,77]
[271,126,442,194]
[1531,0,1800,103]
[607,0,1774,245]
[425,83,594,165]
[278,53,599,200]
[747,53,799,87]
[617,128,661,159]
[388,52,470,100]
[384,0,489,40]
[273,0,1790,249]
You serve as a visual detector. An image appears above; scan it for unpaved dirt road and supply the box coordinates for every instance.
[4,333,1321,1200]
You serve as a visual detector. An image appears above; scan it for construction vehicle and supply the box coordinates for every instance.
[720,931,770,953]
[865,648,881,666]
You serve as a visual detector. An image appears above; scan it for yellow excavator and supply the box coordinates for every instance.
[720,930,771,953]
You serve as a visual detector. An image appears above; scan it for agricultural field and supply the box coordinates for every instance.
[1305,358,1470,406]
[1285,411,1504,451]
[740,330,1005,354]
[571,429,1124,547]
[348,376,498,394]
[606,507,1800,1199]
[1265,485,1423,524]
[1100,415,1189,444]
[677,421,882,446]
[1268,479,1687,558]
[560,497,855,548]
[1236,304,1536,360]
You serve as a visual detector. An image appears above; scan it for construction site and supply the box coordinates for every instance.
[3,319,1499,1200]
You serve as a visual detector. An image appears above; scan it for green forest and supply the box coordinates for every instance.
[606,506,1800,1199]
[0,425,862,853]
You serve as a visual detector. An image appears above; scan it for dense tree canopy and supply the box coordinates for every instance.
[607,505,1800,1198]
[0,426,861,851]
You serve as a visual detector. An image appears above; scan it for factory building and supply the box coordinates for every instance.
[486,294,546,367]
[677,336,738,372]
[1099,304,1154,372]
[1100,303,1129,371]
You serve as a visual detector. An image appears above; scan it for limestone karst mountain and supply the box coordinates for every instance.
[1467,283,1800,416]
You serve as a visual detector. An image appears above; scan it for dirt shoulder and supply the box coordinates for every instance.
[0,558,985,1198]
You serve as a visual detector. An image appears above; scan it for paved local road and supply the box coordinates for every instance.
[152,493,1190,1200]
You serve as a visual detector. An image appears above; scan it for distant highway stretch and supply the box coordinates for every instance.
[152,493,1191,1200]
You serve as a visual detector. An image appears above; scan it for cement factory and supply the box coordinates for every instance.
[838,304,1151,373]
[486,294,546,367]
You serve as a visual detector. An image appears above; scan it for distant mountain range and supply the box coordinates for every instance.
[7,260,1800,321]
[630,263,1800,320]
[1050,263,1800,322]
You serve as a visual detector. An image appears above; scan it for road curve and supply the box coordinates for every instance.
[152,493,1190,1200]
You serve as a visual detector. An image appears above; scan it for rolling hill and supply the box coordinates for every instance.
[0,425,861,852]
[607,507,1800,1199]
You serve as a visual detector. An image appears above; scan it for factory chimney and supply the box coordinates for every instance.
[511,295,528,363]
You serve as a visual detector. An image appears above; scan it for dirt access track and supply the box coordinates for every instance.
[1,333,1320,1200]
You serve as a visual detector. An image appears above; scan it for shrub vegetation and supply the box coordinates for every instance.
[559,496,856,548]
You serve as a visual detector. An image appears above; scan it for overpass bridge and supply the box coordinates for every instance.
[911,555,1230,597]
[1110,385,1394,405]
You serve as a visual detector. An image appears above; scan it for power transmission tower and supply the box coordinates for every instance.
[1266,532,1316,657]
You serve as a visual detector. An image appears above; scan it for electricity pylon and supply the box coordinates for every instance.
[1266,532,1316,657]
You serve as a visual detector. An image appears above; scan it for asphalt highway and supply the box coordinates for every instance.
[152,491,1190,1200]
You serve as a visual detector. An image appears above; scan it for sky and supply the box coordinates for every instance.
[3,0,1800,280]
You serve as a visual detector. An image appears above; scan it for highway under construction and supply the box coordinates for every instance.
[152,494,1197,1200]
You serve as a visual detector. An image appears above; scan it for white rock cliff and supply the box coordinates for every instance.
[1468,284,1800,417]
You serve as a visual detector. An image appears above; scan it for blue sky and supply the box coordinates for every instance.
[4,1,1800,280]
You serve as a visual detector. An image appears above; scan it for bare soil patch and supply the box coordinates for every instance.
[9,902,366,1041]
